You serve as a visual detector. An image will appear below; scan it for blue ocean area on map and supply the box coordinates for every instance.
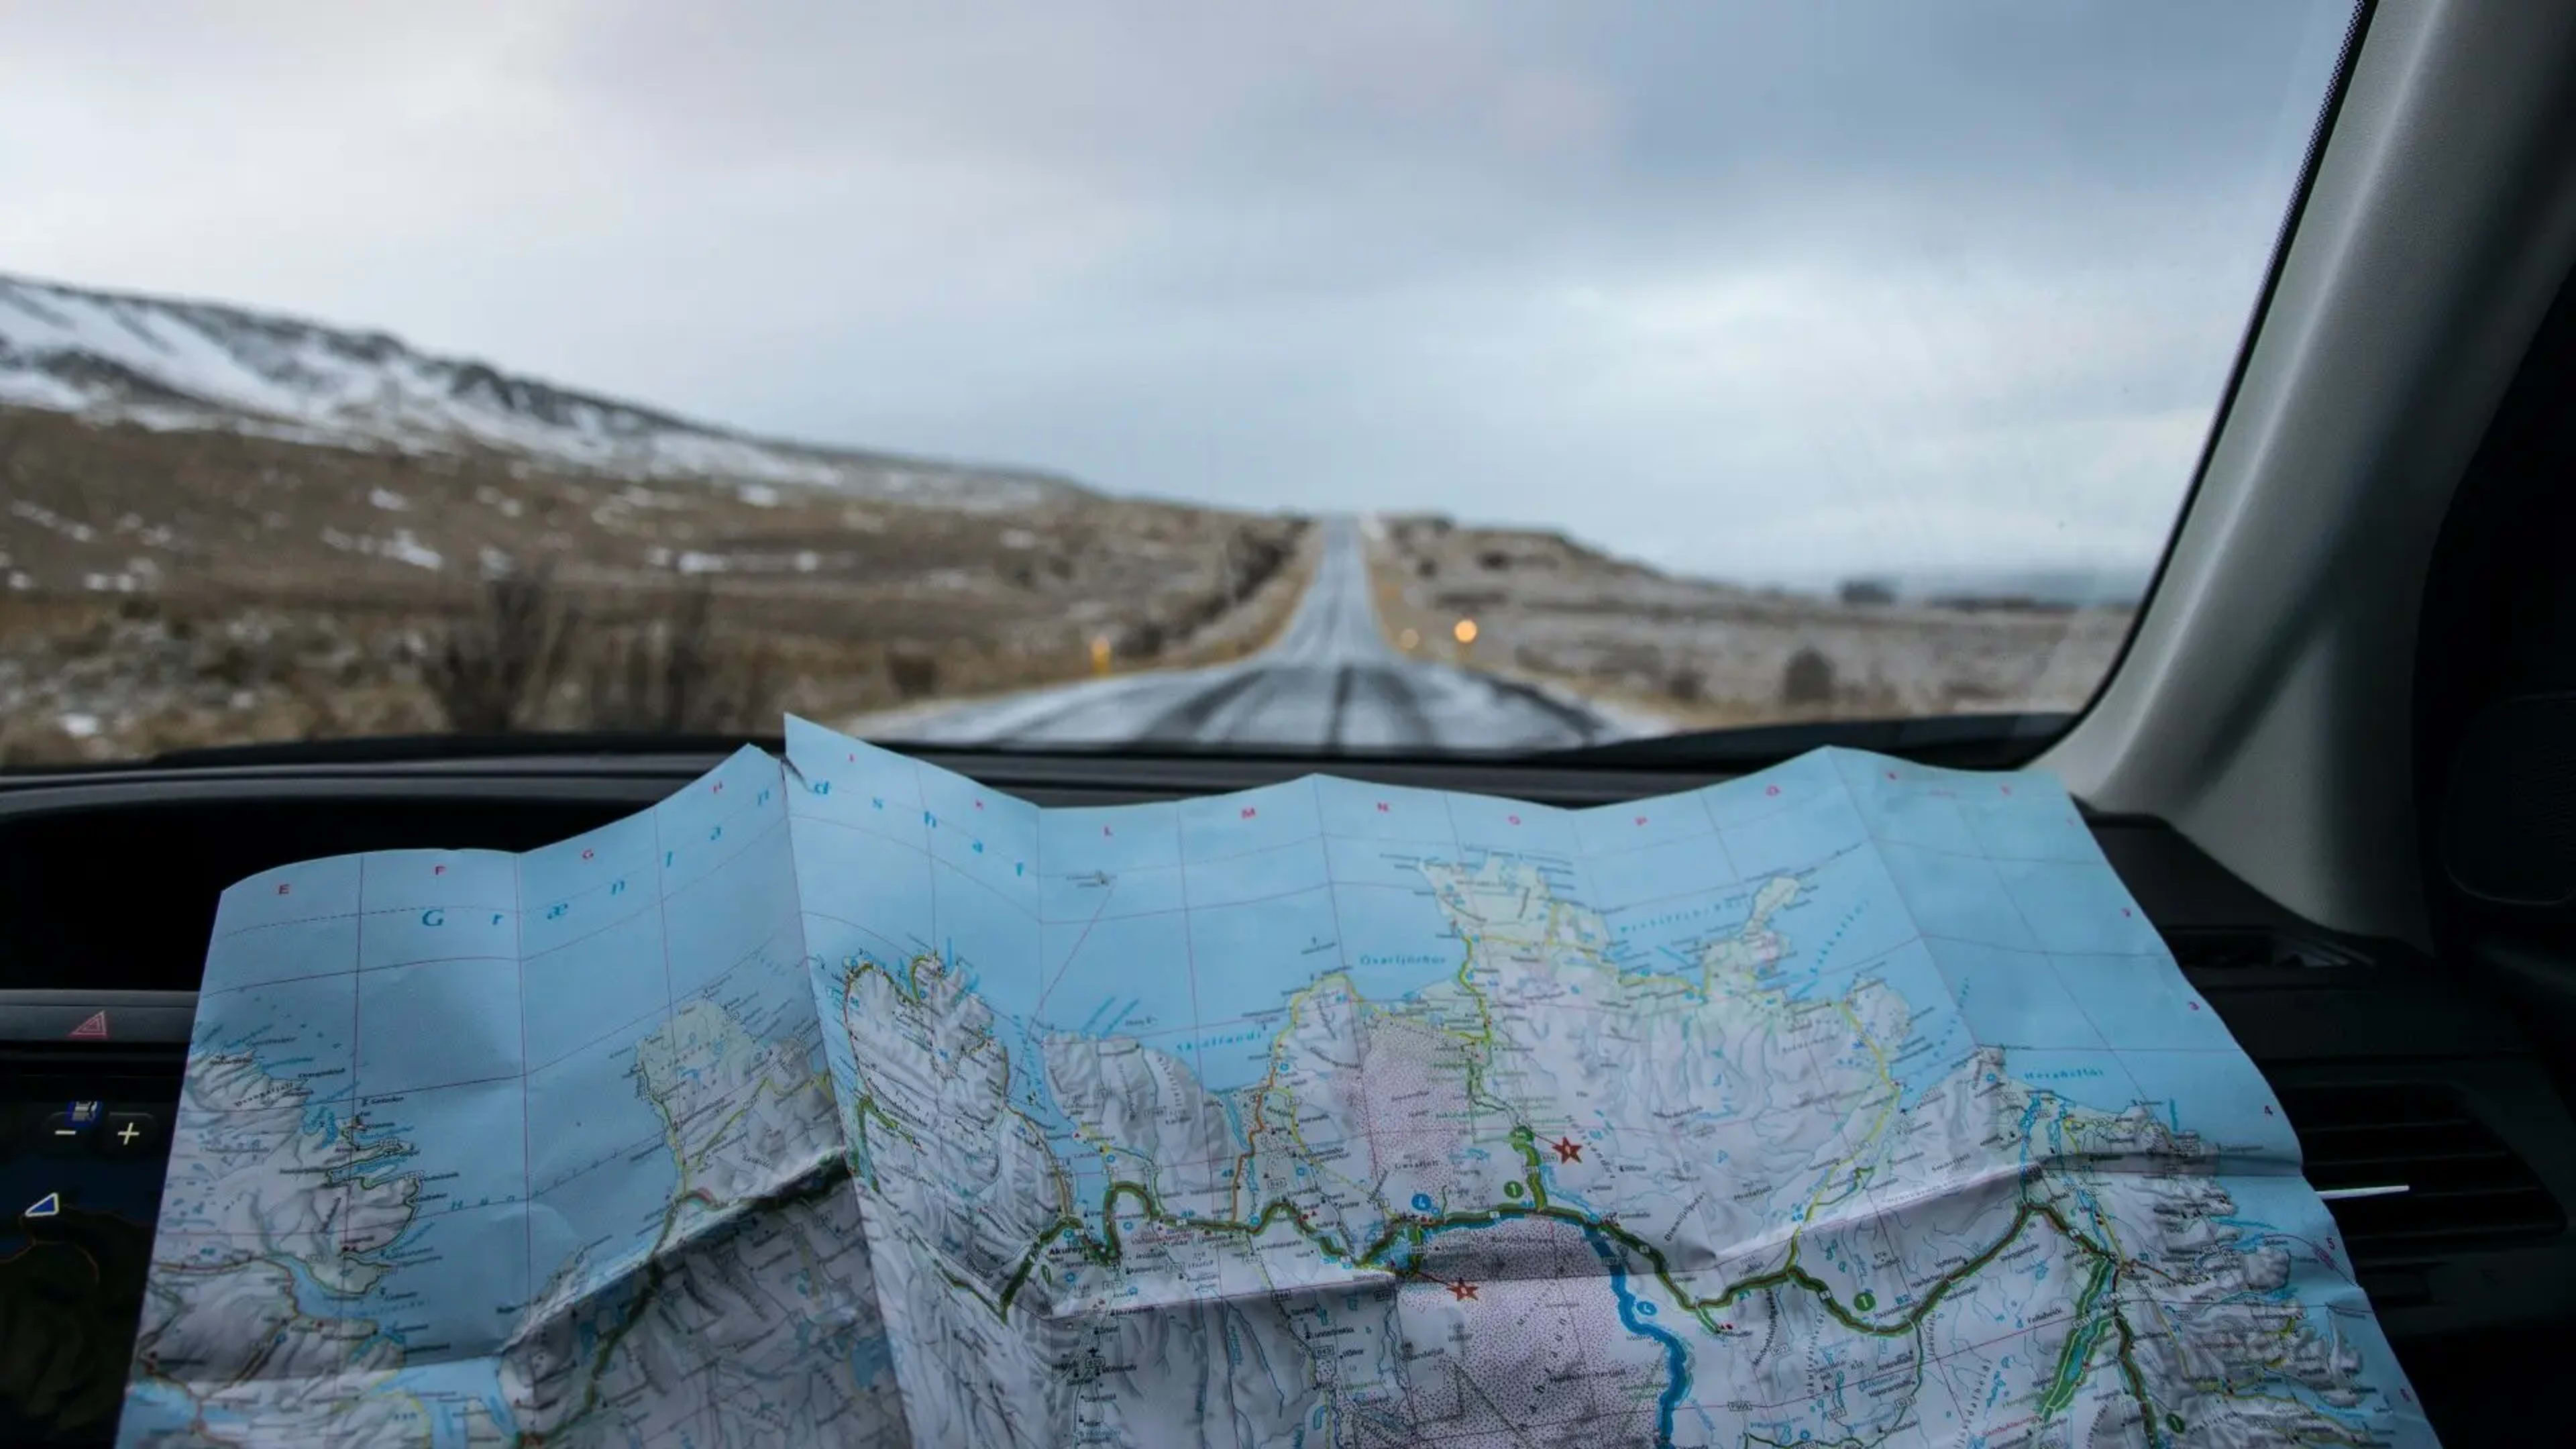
[120,714,2437,1448]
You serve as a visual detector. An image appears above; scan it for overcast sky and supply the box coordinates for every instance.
[0,2,2351,586]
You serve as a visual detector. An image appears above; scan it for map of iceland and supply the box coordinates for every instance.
[782,719,2433,1448]
[123,719,2432,1446]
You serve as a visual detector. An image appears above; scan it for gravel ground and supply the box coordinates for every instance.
[0,405,1305,763]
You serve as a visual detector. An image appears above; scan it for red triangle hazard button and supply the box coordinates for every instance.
[66,1010,109,1040]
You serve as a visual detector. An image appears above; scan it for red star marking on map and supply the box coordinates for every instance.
[1449,1281,1479,1302]
[1552,1136,1583,1163]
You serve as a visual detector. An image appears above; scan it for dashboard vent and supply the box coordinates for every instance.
[2165,927,2365,971]
[2280,1083,2564,1260]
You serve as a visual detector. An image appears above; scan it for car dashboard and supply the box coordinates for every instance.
[2,749,2569,1444]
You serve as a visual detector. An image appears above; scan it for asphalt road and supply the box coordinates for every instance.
[894,517,1621,751]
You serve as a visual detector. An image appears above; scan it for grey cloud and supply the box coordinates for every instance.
[0,0,2353,583]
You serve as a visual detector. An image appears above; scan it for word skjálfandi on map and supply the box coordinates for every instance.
[118,716,2434,1447]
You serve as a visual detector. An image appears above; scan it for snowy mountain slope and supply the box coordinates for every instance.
[0,272,1078,510]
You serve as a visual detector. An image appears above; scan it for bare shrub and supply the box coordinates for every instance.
[885,645,943,701]
[583,584,779,735]
[427,561,579,733]
[1117,620,1168,659]
[1222,525,1295,600]
[1781,646,1838,708]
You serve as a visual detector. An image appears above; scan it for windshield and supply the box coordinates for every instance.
[0,3,2355,765]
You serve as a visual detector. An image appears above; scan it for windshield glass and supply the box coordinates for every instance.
[0,3,2354,765]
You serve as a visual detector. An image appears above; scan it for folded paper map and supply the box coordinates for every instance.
[117,716,2432,1446]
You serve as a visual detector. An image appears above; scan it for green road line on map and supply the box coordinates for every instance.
[1441,932,1524,1124]
[2112,1313,2169,1448]
[966,1063,2174,1436]
[995,1173,2121,1351]
[2039,1258,2116,1418]
[864,938,2169,1434]
[1509,1124,1547,1206]
[843,1093,916,1178]
[993,1177,2177,1433]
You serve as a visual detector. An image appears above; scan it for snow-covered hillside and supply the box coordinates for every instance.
[0,273,1075,510]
